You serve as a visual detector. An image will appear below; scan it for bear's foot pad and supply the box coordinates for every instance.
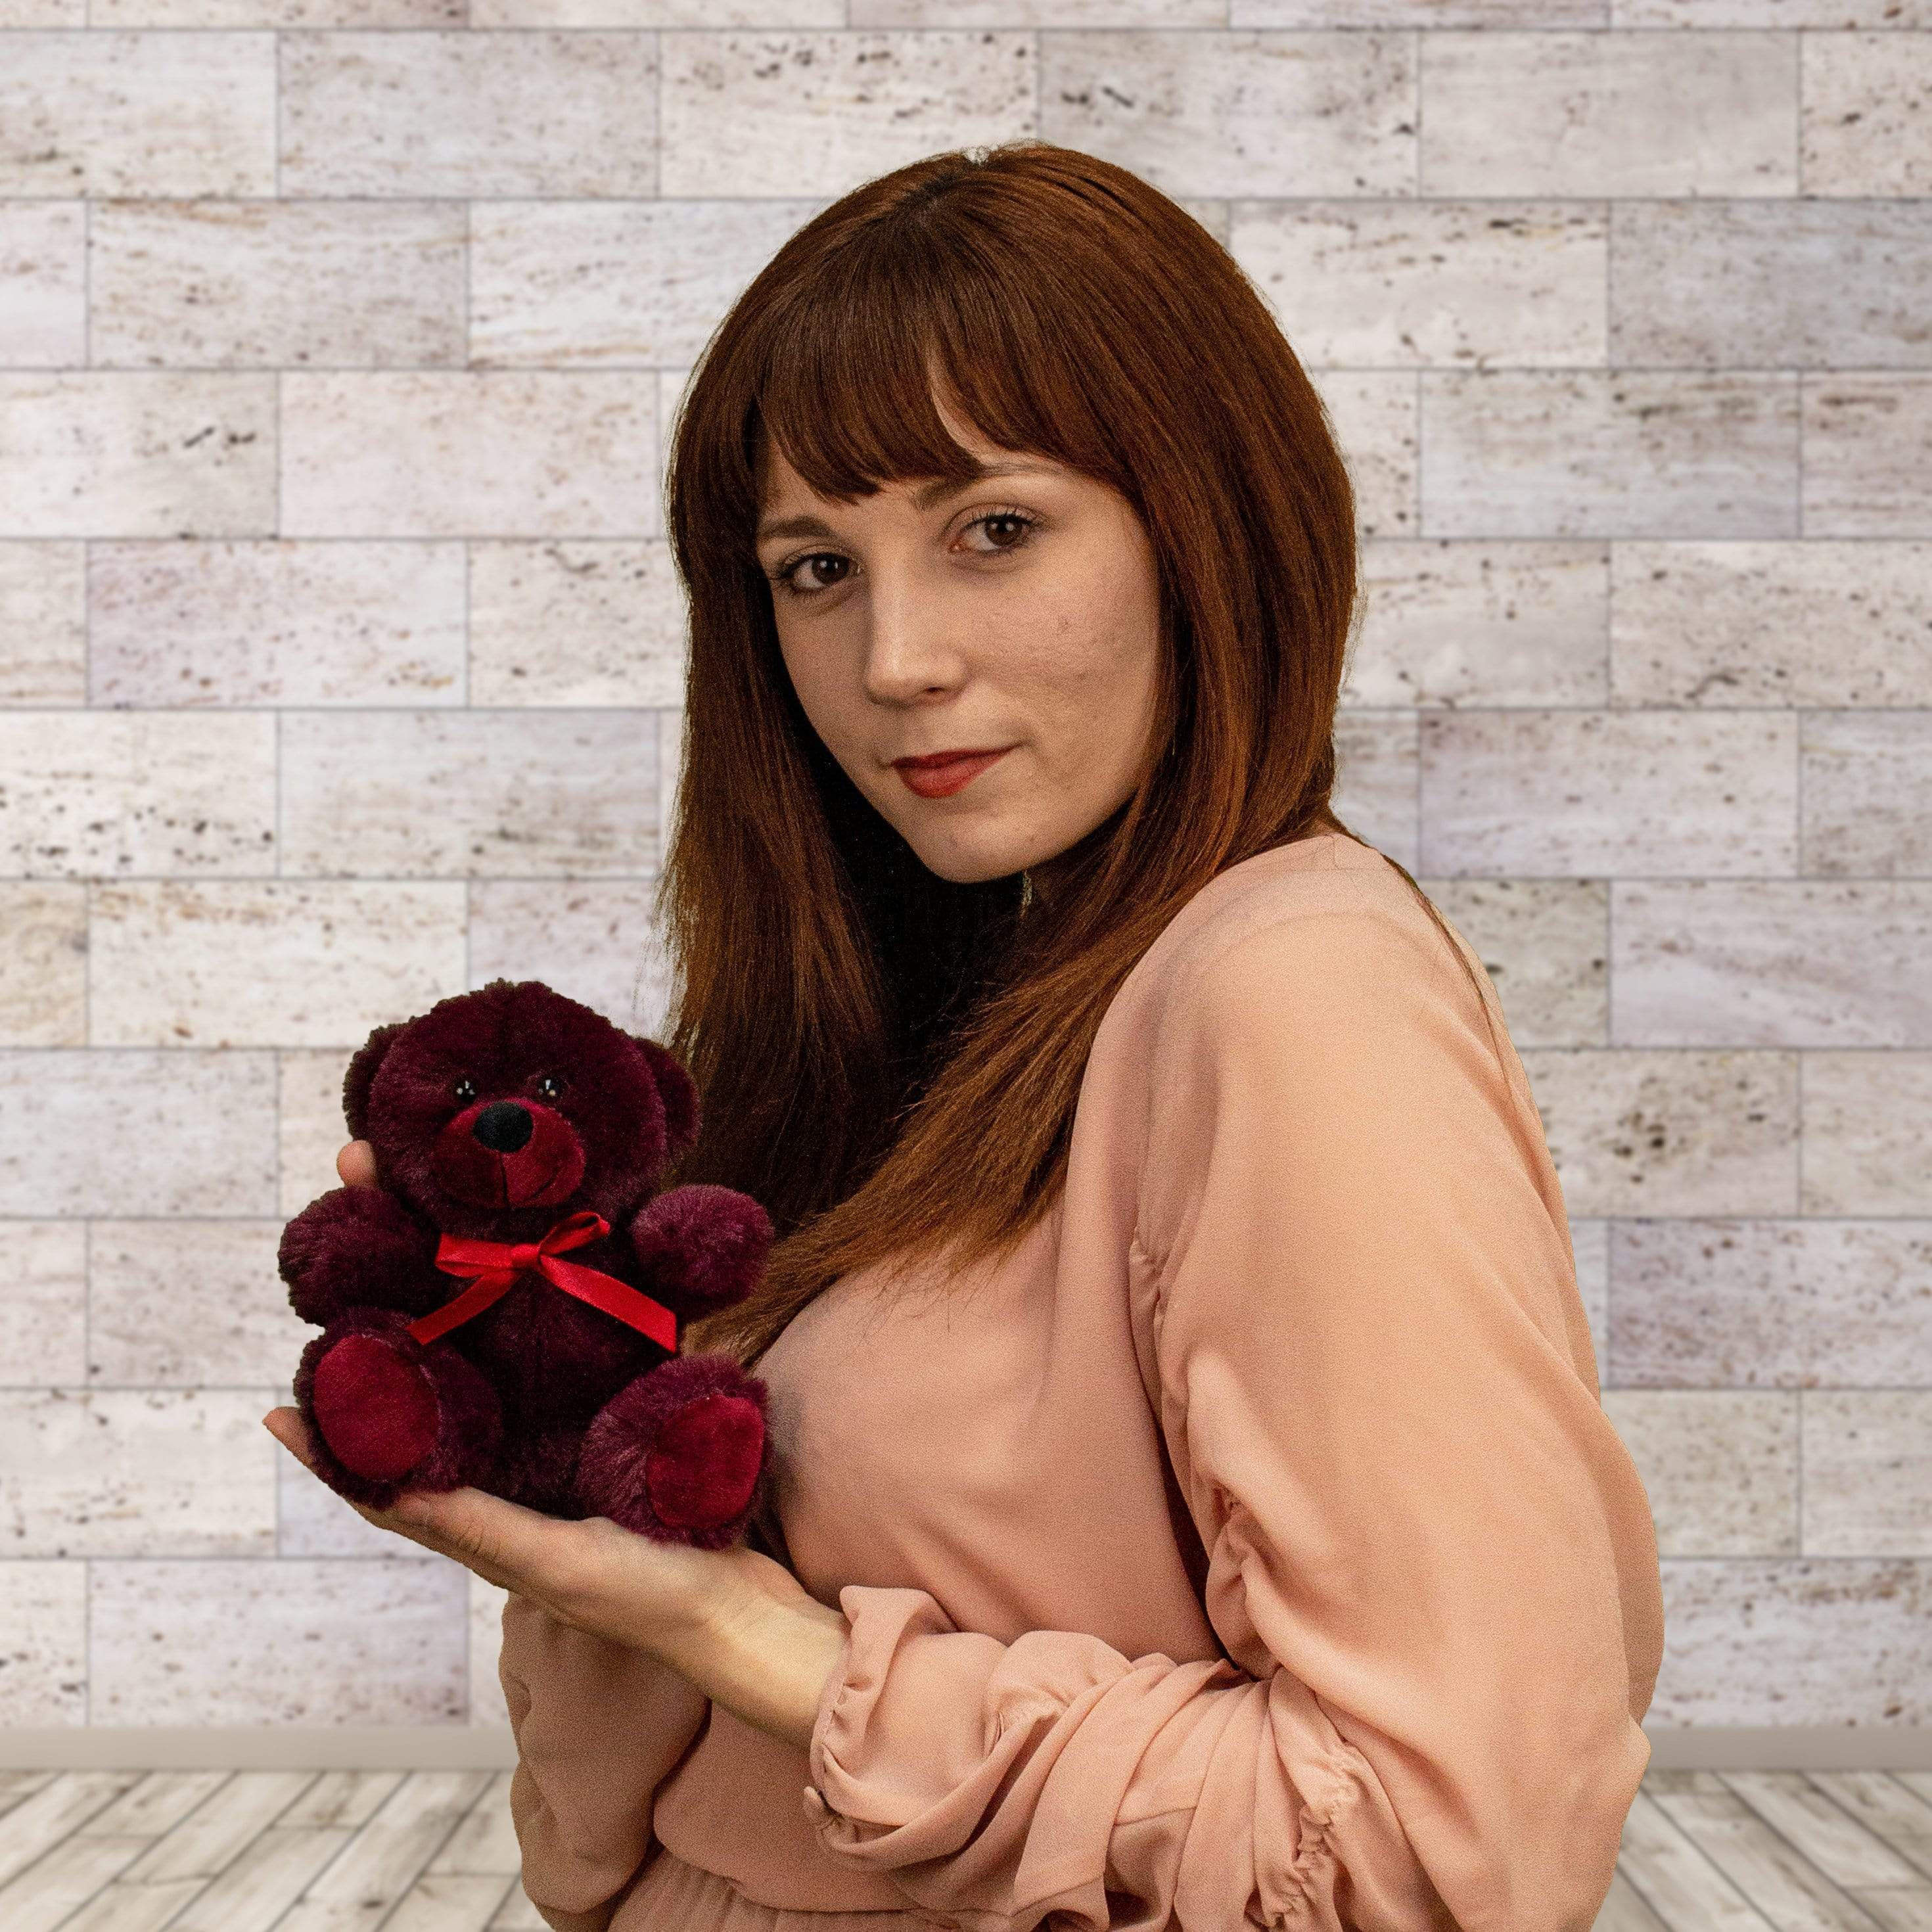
[644,1393,764,1530]
[312,1333,439,1481]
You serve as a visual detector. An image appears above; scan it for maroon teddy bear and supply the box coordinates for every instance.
[279,977,775,1550]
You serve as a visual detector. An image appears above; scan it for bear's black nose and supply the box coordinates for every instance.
[472,1100,533,1153]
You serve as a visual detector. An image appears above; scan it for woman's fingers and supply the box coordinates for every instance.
[336,1140,379,1189]
[262,1406,317,1468]
[399,1486,572,1590]
[262,1406,580,1613]
[260,1406,796,1658]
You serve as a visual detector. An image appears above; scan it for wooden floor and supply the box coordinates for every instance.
[1,1764,1929,1929]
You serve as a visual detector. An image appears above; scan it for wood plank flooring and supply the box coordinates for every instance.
[0,1764,1929,1928]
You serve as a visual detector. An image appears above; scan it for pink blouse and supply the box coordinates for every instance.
[500,829,1665,1932]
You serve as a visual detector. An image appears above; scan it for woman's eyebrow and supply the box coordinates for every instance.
[755,460,1061,546]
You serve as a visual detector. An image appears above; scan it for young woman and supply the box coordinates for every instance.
[270,140,1664,1931]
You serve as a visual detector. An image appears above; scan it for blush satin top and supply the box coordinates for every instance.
[499,829,1666,1932]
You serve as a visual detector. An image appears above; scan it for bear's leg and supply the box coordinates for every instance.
[576,1354,770,1550]
[294,1308,502,1511]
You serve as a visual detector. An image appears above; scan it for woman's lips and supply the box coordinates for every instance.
[895,747,1012,798]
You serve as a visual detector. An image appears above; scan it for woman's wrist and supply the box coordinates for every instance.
[655,1592,851,1755]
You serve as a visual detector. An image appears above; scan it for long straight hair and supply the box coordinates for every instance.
[659,139,1497,1371]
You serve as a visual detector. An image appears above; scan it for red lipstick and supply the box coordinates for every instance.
[893,747,1013,798]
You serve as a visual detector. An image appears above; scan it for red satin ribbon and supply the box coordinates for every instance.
[405,1208,678,1352]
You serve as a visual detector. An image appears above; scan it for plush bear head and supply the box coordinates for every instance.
[342,976,701,1243]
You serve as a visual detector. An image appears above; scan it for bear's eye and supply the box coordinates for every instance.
[532,1072,562,1103]
[453,1076,477,1105]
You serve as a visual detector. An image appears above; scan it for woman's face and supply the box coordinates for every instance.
[753,394,1164,895]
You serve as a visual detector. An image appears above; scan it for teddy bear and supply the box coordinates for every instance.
[277,977,775,1551]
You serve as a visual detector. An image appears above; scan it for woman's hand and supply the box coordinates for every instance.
[263,1405,816,1665]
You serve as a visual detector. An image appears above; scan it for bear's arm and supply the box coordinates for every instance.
[278,1185,446,1326]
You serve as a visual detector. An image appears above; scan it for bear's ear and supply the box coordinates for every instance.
[342,1020,408,1141]
[626,1033,701,1166]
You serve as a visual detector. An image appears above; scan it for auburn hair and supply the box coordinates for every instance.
[659,139,1498,1372]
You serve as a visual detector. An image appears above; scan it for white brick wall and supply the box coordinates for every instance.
[1,3,1929,1737]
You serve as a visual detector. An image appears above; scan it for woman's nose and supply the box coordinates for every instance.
[862,590,965,699]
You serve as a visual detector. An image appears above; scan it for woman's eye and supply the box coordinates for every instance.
[767,509,1038,601]
[777,553,851,596]
[453,1077,476,1104]
[969,511,1036,555]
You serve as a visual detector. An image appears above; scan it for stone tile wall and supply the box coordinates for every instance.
[2,1,1929,1734]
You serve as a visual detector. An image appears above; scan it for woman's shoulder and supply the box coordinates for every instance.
[1081,831,1460,1155]
[1120,831,1441,1032]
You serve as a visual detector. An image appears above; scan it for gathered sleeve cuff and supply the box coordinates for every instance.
[803,1581,1437,1931]
[797,899,1665,1932]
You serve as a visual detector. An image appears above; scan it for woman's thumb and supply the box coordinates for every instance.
[336,1140,379,1189]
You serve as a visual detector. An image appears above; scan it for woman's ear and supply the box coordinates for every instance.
[626,1034,701,1167]
[342,1021,407,1141]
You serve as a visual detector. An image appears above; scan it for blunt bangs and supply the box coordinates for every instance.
[743,216,1123,529]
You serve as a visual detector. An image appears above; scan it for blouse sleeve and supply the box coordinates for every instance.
[499,1590,710,1932]
[800,902,1665,1932]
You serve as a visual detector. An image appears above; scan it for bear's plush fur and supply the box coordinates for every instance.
[279,978,773,1550]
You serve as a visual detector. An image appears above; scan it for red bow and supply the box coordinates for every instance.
[405,1208,678,1352]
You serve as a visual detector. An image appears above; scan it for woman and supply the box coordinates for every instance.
[268,140,1664,1931]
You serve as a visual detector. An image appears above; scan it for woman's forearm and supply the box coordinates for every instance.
[656,1592,851,1754]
